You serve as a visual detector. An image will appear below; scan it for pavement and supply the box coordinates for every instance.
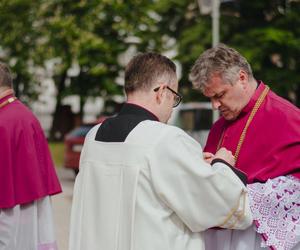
[52,167,75,250]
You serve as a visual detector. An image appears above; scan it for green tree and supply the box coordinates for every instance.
[1,0,299,141]
[148,0,300,106]
[37,0,166,140]
[224,0,300,106]
[0,0,41,101]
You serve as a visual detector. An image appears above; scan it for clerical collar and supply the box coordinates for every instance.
[240,81,266,115]
[119,103,159,121]
[95,103,159,142]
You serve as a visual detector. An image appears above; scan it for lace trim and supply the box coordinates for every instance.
[248,176,300,250]
[38,242,58,250]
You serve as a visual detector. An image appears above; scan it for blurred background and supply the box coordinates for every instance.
[0,0,299,249]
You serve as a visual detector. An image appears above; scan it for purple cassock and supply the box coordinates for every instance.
[204,82,300,250]
[0,91,62,209]
[205,82,300,183]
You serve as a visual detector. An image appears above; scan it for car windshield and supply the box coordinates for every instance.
[69,125,95,137]
[178,109,213,131]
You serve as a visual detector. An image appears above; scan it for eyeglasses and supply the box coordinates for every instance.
[153,86,182,108]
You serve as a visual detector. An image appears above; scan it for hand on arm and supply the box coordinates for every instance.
[215,147,235,166]
[151,131,252,232]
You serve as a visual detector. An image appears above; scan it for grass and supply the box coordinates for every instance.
[49,142,65,168]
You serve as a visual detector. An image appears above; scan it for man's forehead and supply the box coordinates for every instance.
[202,87,213,97]
[203,87,218,97]
[203,81,226,97]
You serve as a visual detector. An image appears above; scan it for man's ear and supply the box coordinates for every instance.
[155,85,166,105]
[239,70,248,88]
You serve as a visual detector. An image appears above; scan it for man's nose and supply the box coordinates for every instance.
[211,99,221,110]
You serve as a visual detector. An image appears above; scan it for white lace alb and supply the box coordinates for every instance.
[248,176,300,250]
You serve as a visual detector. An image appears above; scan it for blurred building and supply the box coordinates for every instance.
[31,78,105,138]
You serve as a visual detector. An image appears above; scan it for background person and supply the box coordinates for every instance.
[0,62,62,250]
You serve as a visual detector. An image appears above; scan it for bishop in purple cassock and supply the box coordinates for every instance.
[0,63,61,250]
[190,44,300,250]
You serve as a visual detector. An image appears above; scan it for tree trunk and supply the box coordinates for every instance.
[78,70,85,123]
[296,84,300,108]
[49,70,67,141]
[79,94,85,123]
[14,74,21,98]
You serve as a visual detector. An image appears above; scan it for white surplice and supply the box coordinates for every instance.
[0,196,58,250]
[69,121,253,250]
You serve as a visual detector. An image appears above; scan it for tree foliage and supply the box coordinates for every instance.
[151,0,300,105]
[35,0,158,139]
[0,0,299,139]
[0,0,41,100]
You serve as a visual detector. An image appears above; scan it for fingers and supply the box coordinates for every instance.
[203,152,215,164]
[203,152,214,159]
[215,147,235,166]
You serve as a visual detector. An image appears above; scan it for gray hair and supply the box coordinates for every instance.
[189,44,253,91]
[0,62,13,88]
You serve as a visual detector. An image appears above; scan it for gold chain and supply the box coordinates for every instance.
[217,86,270,162]
[0,97,17,109]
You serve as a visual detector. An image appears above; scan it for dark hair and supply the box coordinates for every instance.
[125,52,176,93]
[0,62,13,88]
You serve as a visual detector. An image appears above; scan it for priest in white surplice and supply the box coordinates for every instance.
[69,52,253,250]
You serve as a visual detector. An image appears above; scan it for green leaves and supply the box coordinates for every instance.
[0,0,299,107]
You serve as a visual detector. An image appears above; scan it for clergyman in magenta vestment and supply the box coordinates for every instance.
[0,91,62,208]
[205,82,300,183]
[204,82,300,250]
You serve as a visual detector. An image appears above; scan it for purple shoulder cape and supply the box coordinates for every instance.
[0,95,62,208]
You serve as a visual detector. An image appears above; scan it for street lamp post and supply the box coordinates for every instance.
[212,0,220,47]
[197,0,220,47]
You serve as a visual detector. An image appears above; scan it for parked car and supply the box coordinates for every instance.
[168,102,219,147]
[64,117,106,175]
